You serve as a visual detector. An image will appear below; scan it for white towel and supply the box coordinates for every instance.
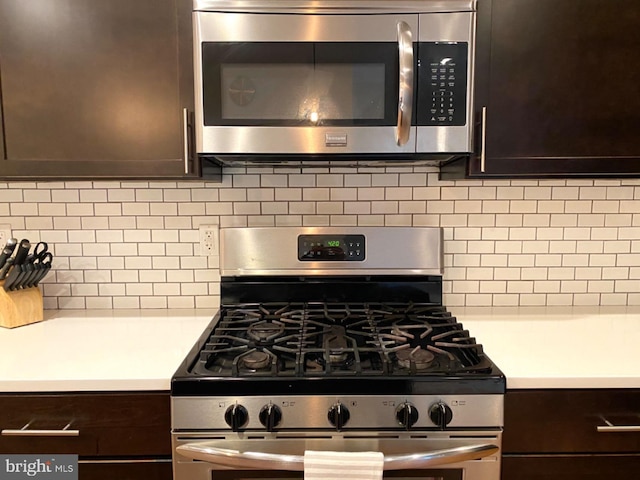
[303,450,384,480]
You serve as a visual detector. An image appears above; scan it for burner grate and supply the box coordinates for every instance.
[192,302,492,377]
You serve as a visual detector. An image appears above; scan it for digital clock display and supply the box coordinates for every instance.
[298,234,365,261]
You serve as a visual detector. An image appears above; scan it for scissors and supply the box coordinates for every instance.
[26,242,49,263]
[21,242,54,288]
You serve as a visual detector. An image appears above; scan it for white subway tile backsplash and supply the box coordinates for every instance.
[136,189,164,202]
[385,187,413,201]
[469,186,496,200]
[3,172,640,309]
[533,280,560,293]
[113,297,140,309]
[606,186,635,199]
[479,200,510,213]
[384,214,412,226]
[399,173,428,186]
[600,293,628,305]
[467,214,495,227]
[496,214,523,227]
[537,200,566,214]
[573,293,601,305]
[344,174,372,187]
[86,297,113,309]
[357,187,385,201]
[371,173,399,187]
[233,202,261,215]
[399,201,426,214]
[524,186,552,200]
[497,186,524,199]
[454,200,482,214]
[508,254,535,267]
[548,267,575,280]
[480,254,509,267]
[551,186,580,199]
[371,201,398,215]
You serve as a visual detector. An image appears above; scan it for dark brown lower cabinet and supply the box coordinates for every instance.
[503,455,640,480]
[502,389,640,480]
[79,460,172,480]
[0,392,172,480]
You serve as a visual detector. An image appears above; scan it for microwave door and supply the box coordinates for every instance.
[194,13,418,156]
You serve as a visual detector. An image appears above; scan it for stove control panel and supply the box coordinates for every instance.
[298,234,365,261]
[172,395,504,432]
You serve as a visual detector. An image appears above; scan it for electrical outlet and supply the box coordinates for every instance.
[199,224,219,256]
[0,224,12,247]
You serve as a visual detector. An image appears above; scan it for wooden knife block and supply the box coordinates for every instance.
[0,281,44,328]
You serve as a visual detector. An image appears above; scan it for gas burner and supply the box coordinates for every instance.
[247,320,286,343]
[239,350,272,371]
[324,325,350,364]
[396,347,435,370]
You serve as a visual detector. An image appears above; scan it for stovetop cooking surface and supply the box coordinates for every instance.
[196,302,491,377]
[172,301,505,396]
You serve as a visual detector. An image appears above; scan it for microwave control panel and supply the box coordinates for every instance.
[298,235,365,261]
[417,42,468,127]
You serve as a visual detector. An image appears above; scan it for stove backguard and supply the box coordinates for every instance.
[219,227,443,277]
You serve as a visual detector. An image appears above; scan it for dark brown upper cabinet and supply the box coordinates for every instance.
[442,0,640,178]
[0,0,215,180]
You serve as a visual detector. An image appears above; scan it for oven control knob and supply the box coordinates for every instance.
[259,403,282,431]
[396,402,419,429]
[327,403,350,430]
[429,402,453,430]
[224,404,249,431]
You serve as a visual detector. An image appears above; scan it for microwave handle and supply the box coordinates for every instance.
[176,442,498,471]
[396,21,414,146]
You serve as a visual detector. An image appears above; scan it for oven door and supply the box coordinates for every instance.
[172,433,501,480]
[194,12,417,156]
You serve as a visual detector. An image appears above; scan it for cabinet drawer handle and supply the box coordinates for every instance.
[480,106,487,173]
[2,422,79,437]
[597,418,640,433]
[183,107,190,175]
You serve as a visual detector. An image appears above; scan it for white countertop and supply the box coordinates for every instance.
[452,306,640,390]
[0,306,639,392]
[0,309,214,392]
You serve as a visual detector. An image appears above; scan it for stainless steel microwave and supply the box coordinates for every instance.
[193,0,477,166]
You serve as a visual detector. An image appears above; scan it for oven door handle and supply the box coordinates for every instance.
[176,442,499,471]
[396,20,414,147]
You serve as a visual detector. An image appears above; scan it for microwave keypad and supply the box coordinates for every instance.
[417,42,468,127]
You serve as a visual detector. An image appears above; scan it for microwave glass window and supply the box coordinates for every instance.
[202,42,399,126]
[220,63,385,122]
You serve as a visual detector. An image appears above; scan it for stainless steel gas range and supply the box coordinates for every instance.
[171,227,505,480]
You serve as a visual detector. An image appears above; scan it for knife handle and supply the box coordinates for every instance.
[0,247,13,270]
[0,257,14,281]
[2,238,17,254]
[12,239,31,265]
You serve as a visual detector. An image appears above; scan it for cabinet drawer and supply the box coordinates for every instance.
[502,454,640,480]
[504,389,640,453]
[78,460,172,480]
[0,392,171,456]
